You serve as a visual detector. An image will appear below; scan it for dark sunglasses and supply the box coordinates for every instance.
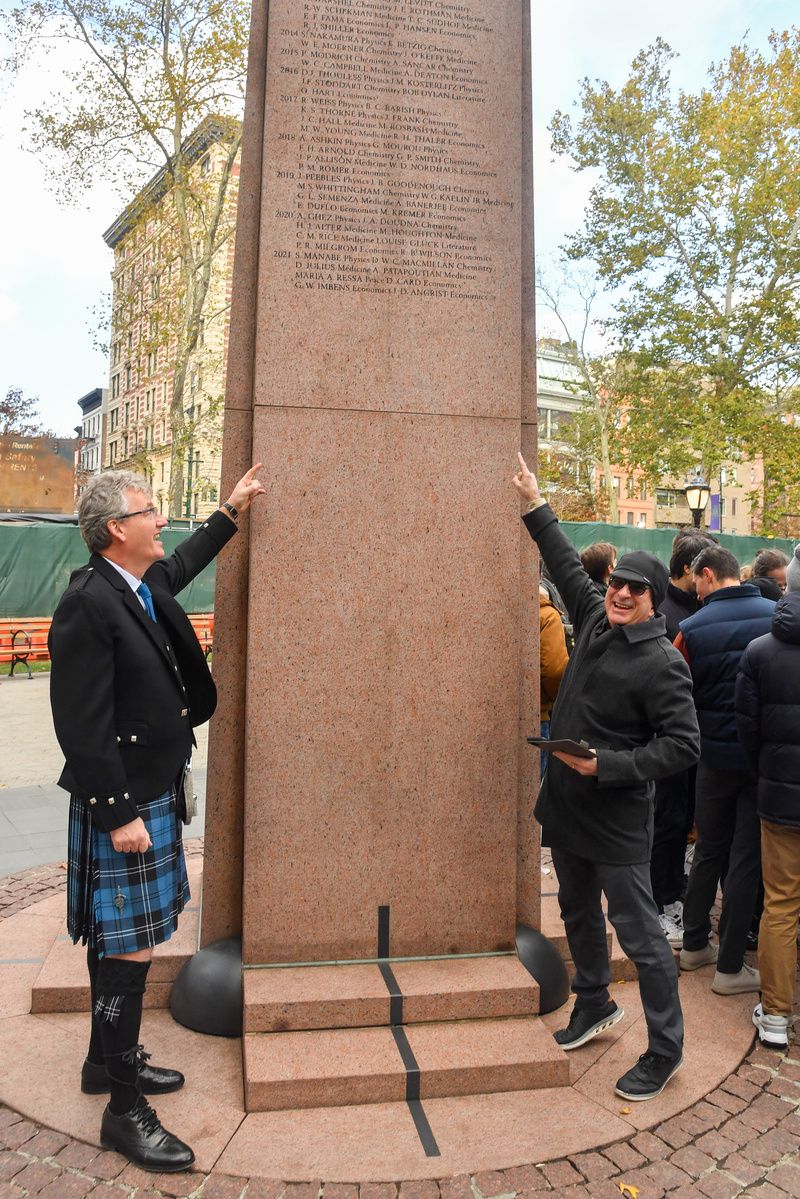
[608,574,650,597]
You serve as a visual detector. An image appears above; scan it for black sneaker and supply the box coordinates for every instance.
[100,1095,195,1172]
[554,1001,624,1050]
[614,1051,683,1101]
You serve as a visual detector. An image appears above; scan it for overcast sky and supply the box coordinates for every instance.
[0,0,797,436]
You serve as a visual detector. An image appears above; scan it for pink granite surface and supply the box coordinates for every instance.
[243,963,390,1032]
[214,0,538,968]
[198,0,268,946]
[244,1015,566,1111]
[242,409,525,963]
[393,955,538,1022]
[244,1025,407,1111]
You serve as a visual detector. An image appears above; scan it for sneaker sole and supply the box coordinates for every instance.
[752,1012,789,1050]
[555,1006,625,1051]
[755,1029,789,1050]
[614,1056,683,1101]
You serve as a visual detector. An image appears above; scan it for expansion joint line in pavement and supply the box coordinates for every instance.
[378,903,441,1158]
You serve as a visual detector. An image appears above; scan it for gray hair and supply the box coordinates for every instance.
[78,470,152,553]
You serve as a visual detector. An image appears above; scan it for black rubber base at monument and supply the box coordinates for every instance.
[170,936,243,1037]
[516,923,570,1015]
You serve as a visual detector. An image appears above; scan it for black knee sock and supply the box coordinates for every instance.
[95,958,151,1115]
[86,947,104,1066]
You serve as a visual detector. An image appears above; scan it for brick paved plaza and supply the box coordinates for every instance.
[2,677,800,1197]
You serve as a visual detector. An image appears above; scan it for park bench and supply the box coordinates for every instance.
[0,618,52,679]
[188,613,214,659]
[0,613,214,676]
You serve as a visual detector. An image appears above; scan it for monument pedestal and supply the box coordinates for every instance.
[242,957,566,1112]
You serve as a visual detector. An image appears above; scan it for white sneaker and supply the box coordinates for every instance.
[664,900,683,925]
[658,910,683,948]
[712,962,761,995]
[753,1003,789,1049]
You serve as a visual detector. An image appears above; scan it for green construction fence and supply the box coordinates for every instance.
[0,524,216,619]
[0,519,795,619]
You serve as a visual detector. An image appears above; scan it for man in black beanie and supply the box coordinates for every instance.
[512,454,700,1102]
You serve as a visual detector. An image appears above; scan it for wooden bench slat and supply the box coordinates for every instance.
[0,613,214,674]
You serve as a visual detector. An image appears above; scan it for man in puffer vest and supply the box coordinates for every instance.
[735,543,800,1048]
[675,545,775,994]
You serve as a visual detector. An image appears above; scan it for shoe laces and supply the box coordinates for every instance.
[132,1096,161,1136]
[638,1050,670,1067]
[121,1043,151,1069]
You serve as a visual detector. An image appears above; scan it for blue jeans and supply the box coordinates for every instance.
[540,719,550,776]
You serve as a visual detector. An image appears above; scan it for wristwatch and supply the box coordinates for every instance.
[221,501,238,520]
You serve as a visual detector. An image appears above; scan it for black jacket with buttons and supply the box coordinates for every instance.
[49,510,236,832]
[524,503,700,863]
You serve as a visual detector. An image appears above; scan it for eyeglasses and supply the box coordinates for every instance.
[118,506,159,520]
[608,574,650,597]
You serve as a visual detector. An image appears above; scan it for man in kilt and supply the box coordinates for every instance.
[49,464,265,1172]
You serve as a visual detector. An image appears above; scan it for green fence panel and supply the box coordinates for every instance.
[559,521,796,565]
[0,518,795,620]
[0,525,216,618]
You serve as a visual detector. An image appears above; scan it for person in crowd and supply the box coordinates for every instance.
[651,533,714,946]
[675,545,775,995]
[740,564,754,581]
[659,534,713,642]
[512,453,700,1102]
[753,548,789,595]
[539,578,569,774]
[580,541,617,593]
[749,573,782,601]
[49,465,266,1173]
[735,545,800,1049]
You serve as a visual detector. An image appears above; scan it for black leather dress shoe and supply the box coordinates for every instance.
[100,1095,195,1172]
[82,1048,185,1095]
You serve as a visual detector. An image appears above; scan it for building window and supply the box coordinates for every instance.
[732,498,738,516]
[200,154,210,176]
[639,479,647,501]
[626,477,636,500]
[613,477,621,495]
[720,497,727,517]
[637,513,647,528]
[125,365,132,391]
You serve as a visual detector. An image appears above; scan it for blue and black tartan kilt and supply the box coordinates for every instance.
[67,785,189,957]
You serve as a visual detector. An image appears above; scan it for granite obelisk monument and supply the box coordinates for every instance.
[189,0,553,1108]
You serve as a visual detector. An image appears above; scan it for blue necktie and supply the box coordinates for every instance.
[137,581,157,622]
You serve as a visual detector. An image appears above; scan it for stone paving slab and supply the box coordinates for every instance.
[0,675,208,879]
[1,854,799,1197]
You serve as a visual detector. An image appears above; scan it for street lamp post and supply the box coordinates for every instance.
[684,472,711,528]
